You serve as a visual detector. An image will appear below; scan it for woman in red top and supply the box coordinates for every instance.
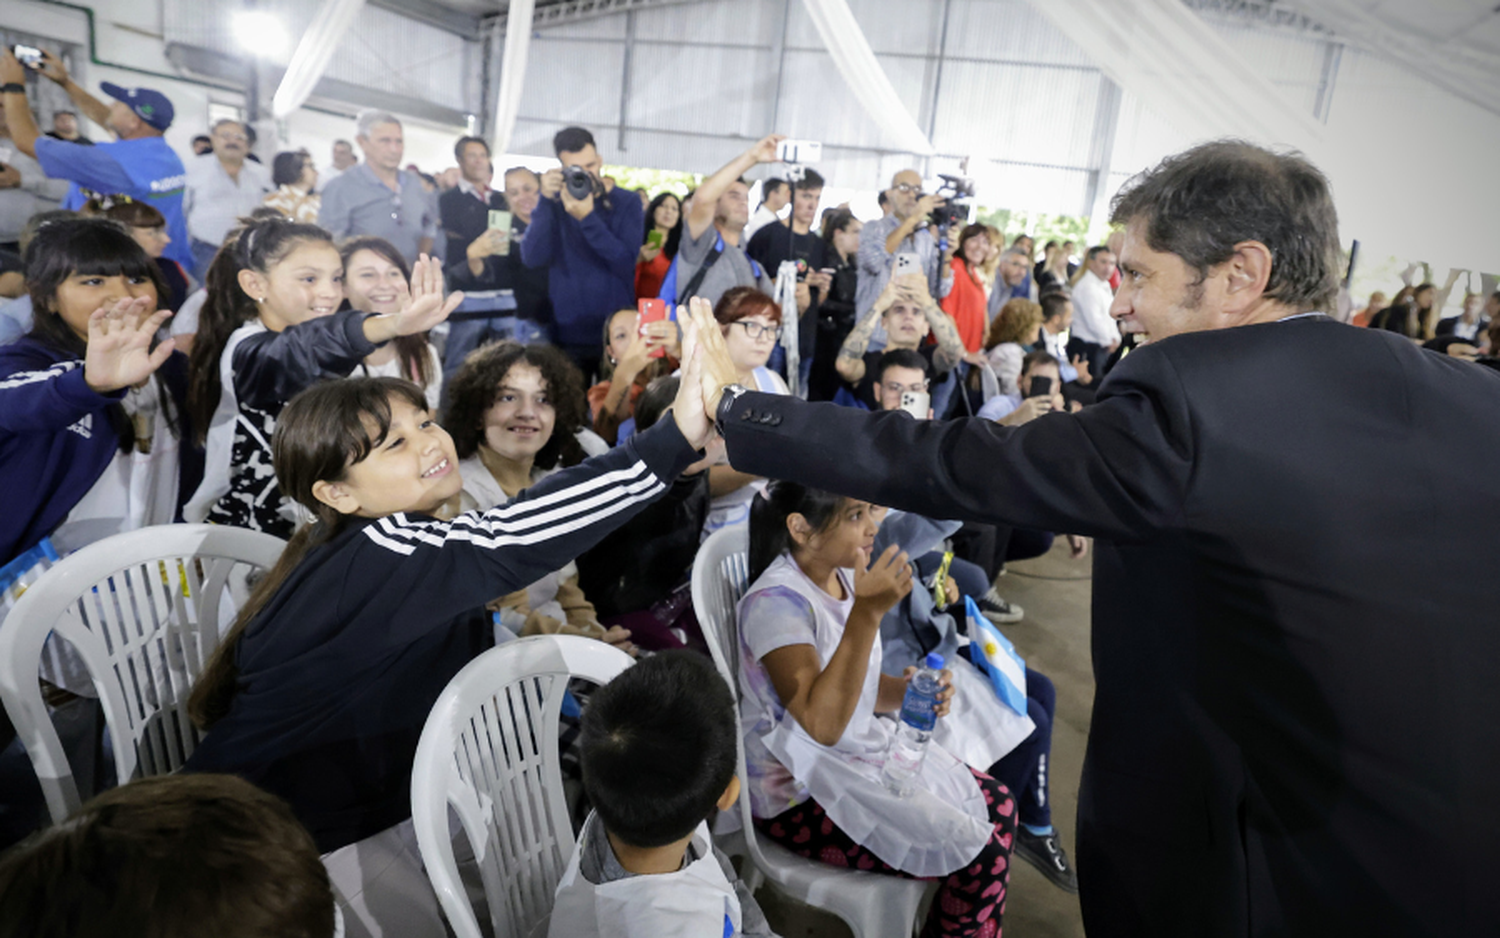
[940,223,992,354]
[634,192,682,300]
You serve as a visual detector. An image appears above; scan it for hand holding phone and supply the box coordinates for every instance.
[637,298,672,359]
[487,210,512,255]
[12,45,44,69]
[1026,375,1054,399]
[900,391,930,419]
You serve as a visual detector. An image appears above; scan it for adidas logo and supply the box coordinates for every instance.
[66,414,92,439]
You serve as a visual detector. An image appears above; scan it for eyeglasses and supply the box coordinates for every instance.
[732,320,781,341]
[881,379,929,395]
[892,183,922,195]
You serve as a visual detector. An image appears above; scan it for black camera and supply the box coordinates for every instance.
[562,165,603,201]
[929,173,976,230]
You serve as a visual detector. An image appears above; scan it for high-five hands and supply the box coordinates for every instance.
[681,296,740,419]
[387,255,464,336]
[83,296,176,394]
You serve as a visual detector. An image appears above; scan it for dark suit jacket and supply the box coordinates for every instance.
[438,185,506,260]
[720,315,1500,937]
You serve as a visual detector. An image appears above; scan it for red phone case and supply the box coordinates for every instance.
[636,298,671,358]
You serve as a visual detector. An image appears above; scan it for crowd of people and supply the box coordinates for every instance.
[1,47,1496,938]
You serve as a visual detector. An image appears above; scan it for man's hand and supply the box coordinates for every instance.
[83,296,176,394]
[1071,354,1092,385]
[561,186,594,220]
[747,133,787,164]
[36,49,68,85]
[539,167,564,199]
[998,394,1062,427]
[912,193,946,221]
[682,296,739,416]
[795,280,812,314]
[0,50,26,86]
[386,255,463,336]
[805,270,833,294]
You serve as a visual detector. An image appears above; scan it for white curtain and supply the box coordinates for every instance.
[799,0,936,156]
[272,0,367,119]
[1021,0,1326,157]
[491,0,536,157]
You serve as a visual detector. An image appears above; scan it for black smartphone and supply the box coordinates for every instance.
[1027,375,1054,399]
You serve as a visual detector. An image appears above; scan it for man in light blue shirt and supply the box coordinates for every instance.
[318,111,436,264]
[0,49,191,271]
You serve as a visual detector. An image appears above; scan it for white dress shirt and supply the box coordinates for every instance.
[183,153,272,245]
[1070,269,1120,346]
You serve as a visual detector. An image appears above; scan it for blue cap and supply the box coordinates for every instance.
[924,652,945,670]
[99,82,175,132]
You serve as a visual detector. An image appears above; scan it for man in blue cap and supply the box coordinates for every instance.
[0,48,191,270]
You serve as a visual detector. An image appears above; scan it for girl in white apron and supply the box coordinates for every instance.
[737,482,1017,938]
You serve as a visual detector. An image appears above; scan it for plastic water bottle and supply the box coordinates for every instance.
[881,652,944,797]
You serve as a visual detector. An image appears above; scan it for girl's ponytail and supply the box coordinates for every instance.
[747,481,846,583]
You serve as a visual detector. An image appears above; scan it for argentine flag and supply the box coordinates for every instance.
[965,595,1029,716]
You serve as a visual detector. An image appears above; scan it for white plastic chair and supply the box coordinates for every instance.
[411,634,634,938]
[0,523,285,823]
[690,527,937,938]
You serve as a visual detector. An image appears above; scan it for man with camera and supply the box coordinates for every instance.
[746,167,831,393]
[1,48,193,271]
[856,169,954,322]
[521,126,641,379]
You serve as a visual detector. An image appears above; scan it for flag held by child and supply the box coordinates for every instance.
[964,595,1028,716]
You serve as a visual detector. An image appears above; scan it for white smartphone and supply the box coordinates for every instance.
[893,252,922,281]
[776,139,822,164]
[900,391,930,419]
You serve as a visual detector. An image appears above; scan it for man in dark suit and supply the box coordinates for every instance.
[439,135,506,260]
[687,141,1500,937]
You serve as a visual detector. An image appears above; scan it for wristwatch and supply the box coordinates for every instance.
[0,84,27,95]
[714,383,750,436]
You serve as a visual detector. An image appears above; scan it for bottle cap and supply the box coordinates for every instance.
[924,652,945,670]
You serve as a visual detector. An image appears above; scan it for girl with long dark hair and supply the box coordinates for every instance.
[183,216,460,537]
[340,236,443,409]
[635,191,682,300]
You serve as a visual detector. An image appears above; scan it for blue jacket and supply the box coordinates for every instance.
[520,191,642,348]
[0,338,198,564]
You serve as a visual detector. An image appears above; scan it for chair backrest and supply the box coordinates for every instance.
[689,528,777,860]
[0,524,285,823]
[411,634,634,938]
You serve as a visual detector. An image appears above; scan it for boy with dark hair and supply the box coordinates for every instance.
[550,651,779,937]
[0,774,336,938]
[747,167,831,390]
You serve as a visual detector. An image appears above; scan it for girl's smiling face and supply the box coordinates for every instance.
[343,248,409,316]
[316,395,460,517]
[240,240,344,332]
[481,363,556,464]
[51,272,159,340]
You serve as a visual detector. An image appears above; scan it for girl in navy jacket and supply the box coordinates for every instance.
[183,217,462,538]
[0,218,197,573]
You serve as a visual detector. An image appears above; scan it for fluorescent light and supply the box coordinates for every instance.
[233,10,290,59]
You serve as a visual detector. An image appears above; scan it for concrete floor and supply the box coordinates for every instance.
[754,539,1095,937]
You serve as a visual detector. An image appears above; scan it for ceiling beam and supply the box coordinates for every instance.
[496,0,708,30]
[368,0,484,37]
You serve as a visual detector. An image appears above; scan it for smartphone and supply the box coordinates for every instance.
[637,298,671,359]
[1026,375,1054,399]
[893,252,922,281]
[12,45,44,69]
[900,391,930,419]
[775,139,822,164]
[487,209,512,255]
[645,229,665,250]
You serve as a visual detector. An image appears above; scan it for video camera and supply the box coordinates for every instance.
[562,164,605,201]
[929,173,975,230]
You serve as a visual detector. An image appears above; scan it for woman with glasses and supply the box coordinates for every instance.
[701,287,789,539]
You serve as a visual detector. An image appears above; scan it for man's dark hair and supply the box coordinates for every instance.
[271,150,307,188]
[192,134,211,146]
[1039,291,1072,323]
[1086,245,1112,262]
[761,178,789,204]
[453,135,489,162]
[580,651,737,848]
[877,190,889,209]
[1021,348,1059,374]
[1110,140,1339,313]
[0,774,335,938]
[792,169,825,193]
[875,347,930,387]
[54,110,76,119]
[633,376,678,432]
[553,126,596,157]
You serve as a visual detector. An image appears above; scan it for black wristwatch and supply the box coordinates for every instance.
[0,84,27,95]
[715,383,750,436]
